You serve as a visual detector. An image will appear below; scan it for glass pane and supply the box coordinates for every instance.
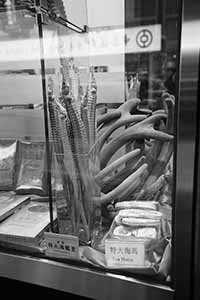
[40,0,87,30]
[0,0,179,288]
[0,5,44,139]
[0,4,50,253]
[42,19,89,100]
[42,15,92,240]
[46,0,178,284]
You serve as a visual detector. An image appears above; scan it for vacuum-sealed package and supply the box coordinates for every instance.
[15,141,48,196]
[0,140,18,191]
[112,208,162,239]
[103,201,164,269]
[115,201,158,211]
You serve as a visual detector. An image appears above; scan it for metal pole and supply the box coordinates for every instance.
[36,1,54,232]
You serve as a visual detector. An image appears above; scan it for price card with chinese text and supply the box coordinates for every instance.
[105,239,145,268]
[44,232,79,260]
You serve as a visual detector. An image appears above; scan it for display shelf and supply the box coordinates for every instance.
[0,251,173,300]
[0,1,199,299]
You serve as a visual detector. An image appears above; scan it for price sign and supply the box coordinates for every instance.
[105,239,145,268]
[44,232,79,260]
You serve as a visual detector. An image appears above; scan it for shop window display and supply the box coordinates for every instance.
[0,0,179,287]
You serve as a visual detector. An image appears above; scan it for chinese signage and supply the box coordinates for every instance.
[44,232,79,260]
[0,24,161,62]
[125,24,162,53]
[105,239,145,268]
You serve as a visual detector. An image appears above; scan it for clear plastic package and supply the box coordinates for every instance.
[0,140,17,191]
[98,202,166,269]
[15,141,48,196]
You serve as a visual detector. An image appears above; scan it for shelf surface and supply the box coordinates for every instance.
[0,251,174,300]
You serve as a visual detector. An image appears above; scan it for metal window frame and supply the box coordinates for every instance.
[0,0,199,299]
[172,0,200,299]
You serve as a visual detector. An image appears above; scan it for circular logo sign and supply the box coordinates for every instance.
[136,29,153,48]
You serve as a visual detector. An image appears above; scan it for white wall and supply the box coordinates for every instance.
[87,0,125,103]
[87,0,124,27]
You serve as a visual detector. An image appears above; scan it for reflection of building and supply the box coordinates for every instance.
[0,0,67,38]
[125,0,178,79]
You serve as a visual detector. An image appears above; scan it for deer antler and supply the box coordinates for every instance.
[100,113,173,168]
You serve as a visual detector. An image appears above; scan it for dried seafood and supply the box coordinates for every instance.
[48,57,99,242]
[48,48,174,245]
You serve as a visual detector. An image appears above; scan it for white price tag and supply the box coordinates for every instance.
[44,232,79,260]
[105,239,145,268]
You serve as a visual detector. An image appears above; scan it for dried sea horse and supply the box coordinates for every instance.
[63,93,94,233]
[87,67,98,148]
[48,84,77,233]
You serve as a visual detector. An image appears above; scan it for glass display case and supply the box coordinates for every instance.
[0,0,199,300]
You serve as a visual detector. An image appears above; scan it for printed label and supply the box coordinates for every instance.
[105,239,145,268]
[44,232,79,260]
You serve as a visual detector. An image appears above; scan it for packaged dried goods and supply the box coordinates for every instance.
[0,140,17,191]
[15,141,48,196]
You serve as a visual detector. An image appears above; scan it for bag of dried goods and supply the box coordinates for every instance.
[115,200,158,211]
[102,201,166,269]
[15,141,48,196]
[0,140,18,191]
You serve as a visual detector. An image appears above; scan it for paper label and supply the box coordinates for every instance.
[44,232,79,260]
[105,239,145,268]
